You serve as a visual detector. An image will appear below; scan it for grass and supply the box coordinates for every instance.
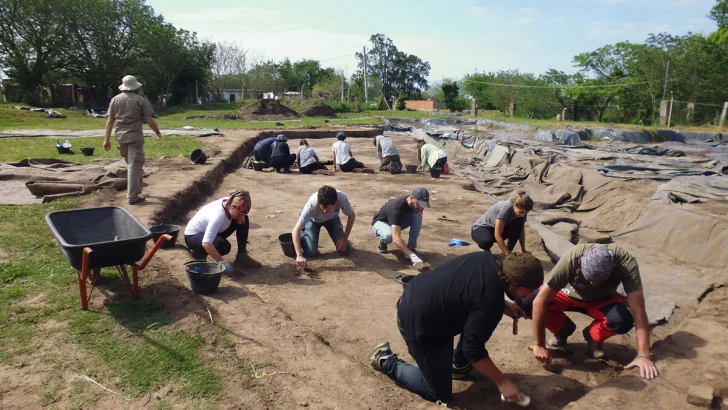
[0,135,203,164]
[0,200,222,403]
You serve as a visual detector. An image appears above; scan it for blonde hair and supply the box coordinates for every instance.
[417,140,425,163]
[300,139,309,146]
[511,190,533,211]
[228,189,251,210]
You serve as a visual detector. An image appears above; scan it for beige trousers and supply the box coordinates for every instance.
[119,140,145,201]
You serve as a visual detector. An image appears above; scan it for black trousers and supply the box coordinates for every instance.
[253,147,270,166]
[185,215,249,259]
[340,158,365,172]
[433,156,448,169]
[300,162,328,174]
[471,218,525,252]
[270,154,296,170]
[379,155,403,172]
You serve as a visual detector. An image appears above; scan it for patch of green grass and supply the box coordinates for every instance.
[0,199,222,402]
[0,135,203,164]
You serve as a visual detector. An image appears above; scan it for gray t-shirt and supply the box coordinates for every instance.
[297,145,318,168]
[474,200,524,228]
[298,190,354,225]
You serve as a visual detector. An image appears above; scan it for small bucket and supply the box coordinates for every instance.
[56,146,71,154]
[393,275,414,290]
[81,147,95,156]
[278,233,296,258]
[252,160,265,171]
[184,261,223,294]
[405,164,418,174]
[430,168,442,178]
[191,149,207,164]
[149,224,180,249]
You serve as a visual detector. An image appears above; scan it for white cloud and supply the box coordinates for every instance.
[519,7,541,13]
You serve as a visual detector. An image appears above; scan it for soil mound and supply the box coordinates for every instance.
[303,103,337,118]
[242,99,299,117]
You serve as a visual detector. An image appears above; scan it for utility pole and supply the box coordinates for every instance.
[363,46,369,102]
[661,60,670,102]
[341,74,345,101]
[195,79,199,104]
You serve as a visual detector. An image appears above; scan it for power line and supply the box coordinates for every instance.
[318,53,356,63]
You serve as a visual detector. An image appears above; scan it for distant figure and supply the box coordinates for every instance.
[269,134,296,173]
[332,132,372,173]
[103,75,162,205]
[253,137,276,167]
[472,191,533,255]
[297,139,330,175]
[374,134,402,173]
[416,139,448,173]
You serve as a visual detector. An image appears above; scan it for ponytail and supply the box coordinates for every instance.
[512,190,534,211]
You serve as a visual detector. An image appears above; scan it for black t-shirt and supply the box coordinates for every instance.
[372,195,412,226]
[397,252,506,364]
[270,141,290,158]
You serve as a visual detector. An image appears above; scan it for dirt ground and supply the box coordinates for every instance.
[3,130,726,409]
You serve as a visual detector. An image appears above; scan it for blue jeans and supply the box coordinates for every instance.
[372,212,422,250]
[381,318,467,402]
[301,216,350,257]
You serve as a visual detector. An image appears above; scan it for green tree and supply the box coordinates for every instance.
[441,81,460,111]
[209,41,249,102]
[709,0,728,27]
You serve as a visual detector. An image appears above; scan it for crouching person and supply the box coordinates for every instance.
[292,186,355,268]
[369,252,544,404]
[526,244,659,380]
[184,189,262,273]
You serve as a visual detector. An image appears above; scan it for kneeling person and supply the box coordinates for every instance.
[372,187,429,270]
[369,252,544,404]
[527,244,659,380]
[292,186,355,267]
[184,189,262,273]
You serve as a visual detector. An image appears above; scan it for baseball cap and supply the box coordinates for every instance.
[412,187,431,208]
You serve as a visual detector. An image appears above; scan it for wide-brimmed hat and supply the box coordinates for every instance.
[119,75,142,91]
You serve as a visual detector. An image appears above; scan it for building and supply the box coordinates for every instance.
[405,99,445,111]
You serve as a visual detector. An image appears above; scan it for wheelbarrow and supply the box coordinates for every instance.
[46,206,172,310]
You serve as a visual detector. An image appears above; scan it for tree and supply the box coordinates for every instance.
[243,61,286,96]
[312,72,342,101]
[209,41,248,102]
[355,34,430,102]
[709,0,728,27]
[441,81,460,111]
[0,0,70,105]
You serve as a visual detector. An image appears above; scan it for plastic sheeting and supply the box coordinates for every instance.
[651,176,728,204]
[598,158,720,180]
[536,130,585,146]
[590,128,652,143]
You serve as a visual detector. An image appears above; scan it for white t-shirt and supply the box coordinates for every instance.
[184,198,232,244]
[297,190,354,225]
[332,140,352,165]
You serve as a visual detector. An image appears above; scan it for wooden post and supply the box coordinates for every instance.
[471,99,478,117]
[562,107,568,121]
[659,100,670,127]
[667,92,674,128]
[721,102,728,128]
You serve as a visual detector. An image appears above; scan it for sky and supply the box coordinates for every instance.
[149,0,719,81]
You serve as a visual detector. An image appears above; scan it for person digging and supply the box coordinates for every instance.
[292,185,355,268]
[372,187,430,270]
[369,252,544,405]
[525,244,659,380]
[184,189,262,274]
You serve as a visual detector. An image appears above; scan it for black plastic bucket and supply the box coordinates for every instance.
[191,149,207,164]
[393,275,414,290]
[252,161,265,171]
[184,261,223,294]
[278,233,296,258]
[429,168,442,178]
[81,147,95,156]
[149,224,180,249]
[405,164,418,174]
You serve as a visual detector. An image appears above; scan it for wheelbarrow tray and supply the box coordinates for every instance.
[46,206,152,271]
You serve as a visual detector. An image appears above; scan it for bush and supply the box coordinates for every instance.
[452,97,470,112]
[328,102,355,113]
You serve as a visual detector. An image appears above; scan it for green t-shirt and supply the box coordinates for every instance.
[545,244,642,302]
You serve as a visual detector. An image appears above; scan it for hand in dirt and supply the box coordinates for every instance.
[103,140,111,151]
[296,255,307,268]
[156,133,162,140]
[625,356,659,380]
[504,301,526,319]
[497,379,523,403]
[533,345,551,364]
[335,238,348,253]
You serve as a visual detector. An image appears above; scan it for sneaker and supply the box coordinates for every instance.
[377,242,388,254]
[234,253,262,268]
[369,342,393,371]
[547,333,569,351]
[128,195,146,205]
[583,327,605,359]
[452,363,473,379]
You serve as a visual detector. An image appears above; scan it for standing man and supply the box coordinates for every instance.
[292,185,355,268]
[527,244,659,380]
[369,252,544,404]
[372,187,430,270]
[373,134,402,173]
[104,75,162,205]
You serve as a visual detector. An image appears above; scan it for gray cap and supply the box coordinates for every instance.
[581,245,615,283]
[412,187,430,208]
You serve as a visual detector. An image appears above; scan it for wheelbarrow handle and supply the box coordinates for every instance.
[137,234,173,271]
